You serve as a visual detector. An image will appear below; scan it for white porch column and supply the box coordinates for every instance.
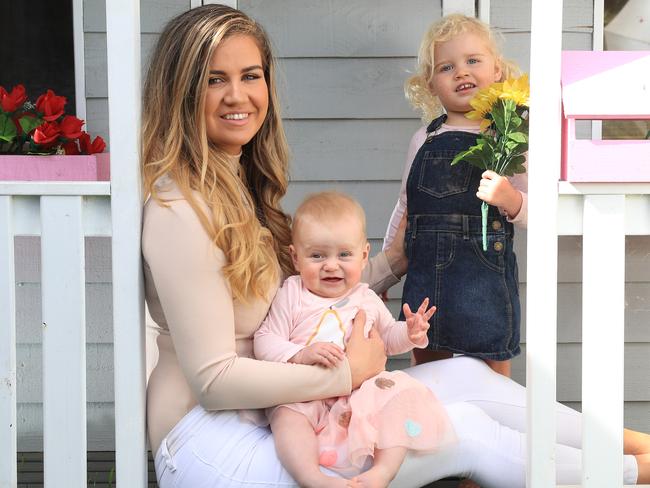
[105,0,147,486]
[527,0,563,486]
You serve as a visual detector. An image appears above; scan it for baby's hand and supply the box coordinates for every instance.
[403,297,436,347]
[476,170,522,218]
[289,342,345,368]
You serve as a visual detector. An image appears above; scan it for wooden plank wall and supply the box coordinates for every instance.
[13,0,649,453]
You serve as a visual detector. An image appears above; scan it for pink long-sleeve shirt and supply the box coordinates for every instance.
[254,275,427,363]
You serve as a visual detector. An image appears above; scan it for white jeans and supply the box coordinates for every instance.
[154,357,638,487]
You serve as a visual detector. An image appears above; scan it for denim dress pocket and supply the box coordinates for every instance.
[418,150,472,198]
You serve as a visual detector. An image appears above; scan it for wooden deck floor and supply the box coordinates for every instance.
[16,451,461,487]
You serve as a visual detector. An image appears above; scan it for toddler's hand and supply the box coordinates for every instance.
[403,297,436,347]
[476,170,522,218]
[289,342,345,368]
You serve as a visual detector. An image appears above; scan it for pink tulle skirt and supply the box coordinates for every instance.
[268,370,456,476]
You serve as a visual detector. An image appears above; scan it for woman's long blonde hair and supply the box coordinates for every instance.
[141,5,292,302]
[406,14,520,122]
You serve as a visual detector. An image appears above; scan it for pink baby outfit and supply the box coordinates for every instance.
[253,276,456,476]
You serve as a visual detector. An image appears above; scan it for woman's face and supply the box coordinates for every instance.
[204,34,269,155]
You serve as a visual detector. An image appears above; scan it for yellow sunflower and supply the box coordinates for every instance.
[498,74,529,107]
[466,82,502,121]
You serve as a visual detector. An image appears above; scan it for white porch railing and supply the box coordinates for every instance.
[1,0,145,485]
[0,183,118,488]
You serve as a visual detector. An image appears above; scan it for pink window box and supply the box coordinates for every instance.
[0,153,110,181]
[561,50,650,182]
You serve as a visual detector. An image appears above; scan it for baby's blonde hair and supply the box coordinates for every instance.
[292,191,367,241]
[406,14,520,122]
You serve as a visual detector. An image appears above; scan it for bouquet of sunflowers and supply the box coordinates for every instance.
[451,74,530,251]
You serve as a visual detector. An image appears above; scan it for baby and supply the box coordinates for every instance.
[254,191,455,488]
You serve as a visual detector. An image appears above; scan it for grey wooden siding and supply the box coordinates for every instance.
[13,0,649,452]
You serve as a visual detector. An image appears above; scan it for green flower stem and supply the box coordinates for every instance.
[481,201,489,251]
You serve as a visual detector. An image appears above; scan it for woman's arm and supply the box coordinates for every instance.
[143,199,353,411]
[363,214,408,294]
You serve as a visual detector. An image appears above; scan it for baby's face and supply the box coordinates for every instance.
[290,215,369,298]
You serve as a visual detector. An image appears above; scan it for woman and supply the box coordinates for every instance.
[141,5,650,487]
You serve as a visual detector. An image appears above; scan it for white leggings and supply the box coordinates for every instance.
[154,357,638,487]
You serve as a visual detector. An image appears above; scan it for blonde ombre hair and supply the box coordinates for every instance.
[292,191,367,242]
[141,5,292,302]
[406,14,520,122]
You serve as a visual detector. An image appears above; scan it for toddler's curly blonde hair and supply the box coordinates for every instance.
[406,14,520,122]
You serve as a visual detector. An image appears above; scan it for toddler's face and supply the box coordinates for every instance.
[290,215,369,298]
[430,31,502,125]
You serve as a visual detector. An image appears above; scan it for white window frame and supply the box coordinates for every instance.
[72,0,86,121]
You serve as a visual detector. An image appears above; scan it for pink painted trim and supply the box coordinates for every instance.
[561,140,650,182]
[561,51,649,86]
[0,153,110,181]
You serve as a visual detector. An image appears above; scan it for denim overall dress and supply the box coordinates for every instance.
[400,115,521,360]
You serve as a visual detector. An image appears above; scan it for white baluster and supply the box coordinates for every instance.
[41,195,86,487]
[582,194,625,486]
[0,196,17,488]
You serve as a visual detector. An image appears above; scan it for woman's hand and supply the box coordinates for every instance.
[403,297,436,346]
[346,310,386,389]
[384,213,408,278]
[288,342,345,368]
[476,170,523,218]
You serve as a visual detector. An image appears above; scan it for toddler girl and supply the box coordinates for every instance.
[254,191,455,488]
[384,14,528,377]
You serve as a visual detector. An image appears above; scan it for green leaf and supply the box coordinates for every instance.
[452,148,476,166]
[453,150,483,169]
[508,132,528,143]
[19,115,42,135]
[491,103,506,134]
[0,112,17,142]
[505,140,518,151]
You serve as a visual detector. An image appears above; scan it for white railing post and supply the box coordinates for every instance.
[582,195,625,486]
[105,0,147,486]
[0,196,17,488]
[527,0,563,486]
[41,195,87,487]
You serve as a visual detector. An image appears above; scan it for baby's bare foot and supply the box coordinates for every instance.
[353,465,395,488]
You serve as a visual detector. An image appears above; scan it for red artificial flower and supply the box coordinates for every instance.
[62,141,81,155]
[78,132,106,155]
[35,89,66,122]
[59,115,84,140]
[33,121,61,148]
[0,84,27,113]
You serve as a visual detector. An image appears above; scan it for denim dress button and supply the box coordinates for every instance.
[492,220,502,230]
[494,241,504,252]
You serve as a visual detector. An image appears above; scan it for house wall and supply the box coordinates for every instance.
[13,0,650,451]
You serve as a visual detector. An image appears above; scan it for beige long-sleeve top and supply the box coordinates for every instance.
[143,179,398,455]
